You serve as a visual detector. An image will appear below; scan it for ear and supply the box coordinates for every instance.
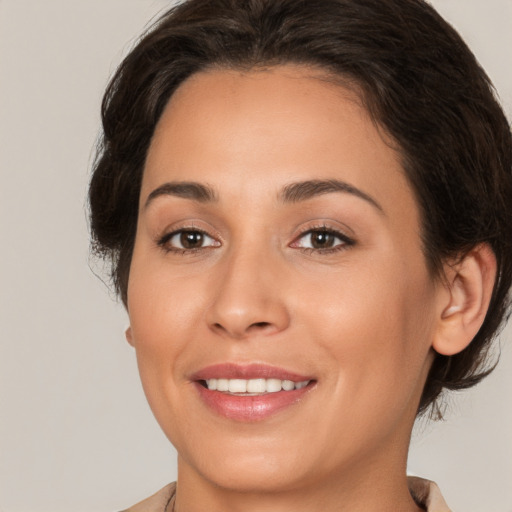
[125,326,135,347]
[433,244,497,356]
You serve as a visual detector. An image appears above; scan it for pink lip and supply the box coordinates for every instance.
[191,363,316,422]
[191,363,313,382]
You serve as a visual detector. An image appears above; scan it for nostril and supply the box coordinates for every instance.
[212,322,228,334]
[249,321,272,330]
[210,320,275,339]
[213,321,270,330]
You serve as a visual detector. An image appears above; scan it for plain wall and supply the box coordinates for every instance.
[0,1,510,511]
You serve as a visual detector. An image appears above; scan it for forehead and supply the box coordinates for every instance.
[143,65,417,223]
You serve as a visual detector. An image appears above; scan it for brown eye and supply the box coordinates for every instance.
[291,228,354,253]
[309,231,336,249]
[160,229,220,252]
[180,231,205,249]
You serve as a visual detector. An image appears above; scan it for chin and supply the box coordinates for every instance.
[199,458,311,494]
[176,433,318,493]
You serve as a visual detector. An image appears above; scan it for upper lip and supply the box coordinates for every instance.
[191,363,314,382]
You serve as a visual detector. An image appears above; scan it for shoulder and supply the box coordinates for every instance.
[407,476,451,512]
[119,482,176,512]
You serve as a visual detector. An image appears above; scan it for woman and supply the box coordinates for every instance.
[89,0,512,510]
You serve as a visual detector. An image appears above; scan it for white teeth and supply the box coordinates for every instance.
[216,378,229,391]
[228,379,247,393]
[266,378,282,393]
[205,378,310,393]
[246,378,266,393]
[282,379,295,391]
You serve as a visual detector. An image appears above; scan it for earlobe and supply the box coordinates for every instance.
[125,326,134,347]
[433,244,496,356]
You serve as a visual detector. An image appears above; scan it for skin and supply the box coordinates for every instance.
[125,65,490,511]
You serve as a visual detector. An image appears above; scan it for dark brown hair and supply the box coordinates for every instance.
[89,0,512,416]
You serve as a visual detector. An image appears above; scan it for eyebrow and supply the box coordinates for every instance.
[144,178,383,213]
[280,179,384,213]
[144,181,218,209]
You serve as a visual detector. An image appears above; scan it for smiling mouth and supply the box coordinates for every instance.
[199,378,312,395]
[193,366,316,420]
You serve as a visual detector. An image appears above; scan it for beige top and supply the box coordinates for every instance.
[121,477,451,512]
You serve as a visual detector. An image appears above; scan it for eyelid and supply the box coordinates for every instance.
[289,223,356,252]
[156,221,222,253]
[154,220,355,255]
[164,230,218,248]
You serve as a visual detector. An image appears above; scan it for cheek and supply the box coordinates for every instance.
[298,255,437,404]
[126,255,205,400]
[128,246,208,342]
[126,267,219,452]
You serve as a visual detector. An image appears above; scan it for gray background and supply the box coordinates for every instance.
[0,1,511,511]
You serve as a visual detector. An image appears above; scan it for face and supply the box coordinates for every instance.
[127,65,441,493]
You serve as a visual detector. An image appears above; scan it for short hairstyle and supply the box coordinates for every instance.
[89,0,512,416]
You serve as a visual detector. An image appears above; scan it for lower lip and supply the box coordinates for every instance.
[194,382,314,422]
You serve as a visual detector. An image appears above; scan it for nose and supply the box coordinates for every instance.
[204,246,291,340]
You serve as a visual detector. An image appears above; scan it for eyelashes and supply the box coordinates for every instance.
[157,228,221,253]
[289,226,355,254]
[156,223,355,256]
